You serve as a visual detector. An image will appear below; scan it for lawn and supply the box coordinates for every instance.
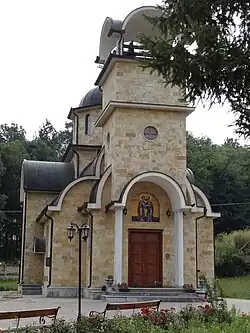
[219,276,250,299]
[0,279,18,291]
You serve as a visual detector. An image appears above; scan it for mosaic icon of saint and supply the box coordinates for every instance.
[137,194,154,222]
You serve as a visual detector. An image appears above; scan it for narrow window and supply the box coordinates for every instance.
[85,114,90,135]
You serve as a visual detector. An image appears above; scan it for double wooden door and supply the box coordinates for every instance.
[128,229,162,287]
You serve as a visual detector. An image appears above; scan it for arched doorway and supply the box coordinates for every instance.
[113,171,189,287]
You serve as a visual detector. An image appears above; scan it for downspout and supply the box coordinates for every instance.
[78,203,93,288]
[72,109,80,178]
[195,207,207,288]
[20,191,27,284]
[44,208,54,287]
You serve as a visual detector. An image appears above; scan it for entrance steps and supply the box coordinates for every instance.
[100,288,203,303]
[20,284,42,295]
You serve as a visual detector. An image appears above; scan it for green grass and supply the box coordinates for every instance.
[219,276,250,299]
[0,279,18,291]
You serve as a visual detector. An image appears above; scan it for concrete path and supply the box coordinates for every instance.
[0,293,249,330]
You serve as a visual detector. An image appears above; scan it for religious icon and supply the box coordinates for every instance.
[131,193,160,222]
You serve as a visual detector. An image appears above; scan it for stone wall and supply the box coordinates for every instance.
[197,217,214,281]
[77,148,100,175]
[75,107,102,145]
[49,179,95,287]
[102,59,185,109]
[22,192,56,284]
[108,108,187,200]
[183,212,196,286]
[91,176,113,287]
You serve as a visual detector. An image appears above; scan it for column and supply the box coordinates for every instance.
[114,207,123,284]
[173,211,184,287]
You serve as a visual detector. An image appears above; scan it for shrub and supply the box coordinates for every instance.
[215,229,250,277]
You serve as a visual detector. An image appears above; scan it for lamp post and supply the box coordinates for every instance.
[67,221,90,321]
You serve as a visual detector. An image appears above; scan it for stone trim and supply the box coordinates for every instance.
[95,100,194,127]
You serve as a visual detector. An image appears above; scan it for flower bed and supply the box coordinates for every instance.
[7,279,250,332]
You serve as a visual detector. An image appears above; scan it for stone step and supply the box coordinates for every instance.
[100,294,201,303]
[21,284,42,295]
[107,291,196,297]
[128,288,185,293]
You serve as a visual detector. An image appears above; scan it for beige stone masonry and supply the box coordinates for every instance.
[23,192,56,284]
[104,108,187,200]
[102,59,185,109]
[50,179,95,287]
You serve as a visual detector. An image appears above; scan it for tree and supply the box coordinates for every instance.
[140,0,250,137]
[187,132,250,234]
[0,123,26,143]
[36,119,72,160]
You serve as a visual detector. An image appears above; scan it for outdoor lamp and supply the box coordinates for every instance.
[82,224,90,241]
[67,223,76,241]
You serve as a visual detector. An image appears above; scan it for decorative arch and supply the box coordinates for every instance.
[185,177,196,206]
[47,148,105,212]
[193,185,221,218]
[119,172,188,211]
[87,165,112,209]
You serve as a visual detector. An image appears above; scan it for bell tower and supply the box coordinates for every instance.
[95,6,194,201]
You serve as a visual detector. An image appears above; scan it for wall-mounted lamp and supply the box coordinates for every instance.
[123,207,128,215]
[166,209,172,217]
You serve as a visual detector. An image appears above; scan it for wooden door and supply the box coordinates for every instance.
[128,230,162,287]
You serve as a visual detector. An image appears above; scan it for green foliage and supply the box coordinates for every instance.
[186,133,250,234]
[215,229,250,276]
[139,0,250,138]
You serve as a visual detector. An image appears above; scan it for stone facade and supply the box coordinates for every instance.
[102,60,185,109]
[19,6,219,297]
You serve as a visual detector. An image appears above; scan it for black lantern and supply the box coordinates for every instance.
[66,220,91,321]
[67,224,76,241]
[82,223,90,241]
[166,209,172,217]
[123,207,128,215]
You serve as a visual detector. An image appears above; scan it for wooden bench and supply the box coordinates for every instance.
[89,300,161,318]
[0,307,60,331]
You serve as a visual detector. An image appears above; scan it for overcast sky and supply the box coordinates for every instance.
[0,0,247,144]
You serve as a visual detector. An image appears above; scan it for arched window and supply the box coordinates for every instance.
[85,114,90,135]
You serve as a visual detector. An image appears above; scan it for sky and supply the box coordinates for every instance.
[0,0,247,145]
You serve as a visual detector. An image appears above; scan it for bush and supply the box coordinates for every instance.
[215,229,250,277]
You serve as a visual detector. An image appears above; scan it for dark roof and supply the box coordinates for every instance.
[79,87,102,108]
[22,160,75,192]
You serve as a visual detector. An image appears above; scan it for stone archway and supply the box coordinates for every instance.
[113,172,191,287]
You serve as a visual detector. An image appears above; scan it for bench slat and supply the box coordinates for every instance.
[106,300,160,311]
[0,308,59,321]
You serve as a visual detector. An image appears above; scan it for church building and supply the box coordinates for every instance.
[19,6,220,297]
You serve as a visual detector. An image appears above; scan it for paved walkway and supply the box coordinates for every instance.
[0,292,250,330]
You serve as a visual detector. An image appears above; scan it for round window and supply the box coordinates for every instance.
[144,126,158,141]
